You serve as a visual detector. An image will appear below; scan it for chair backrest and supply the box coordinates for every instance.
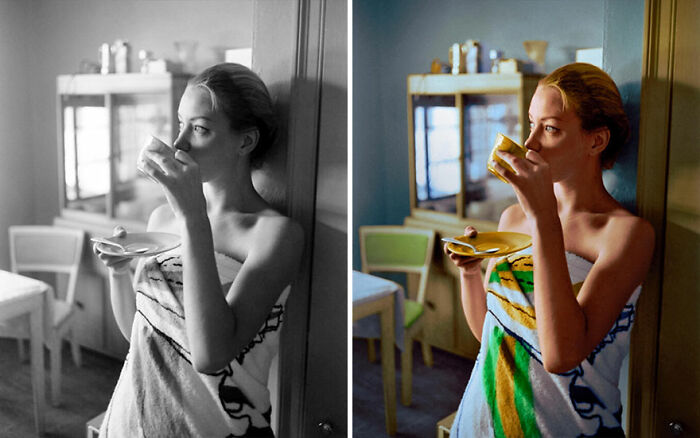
[359,225,435,305]
[9,225,85,306]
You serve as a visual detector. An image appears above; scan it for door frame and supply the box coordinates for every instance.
[628,0,676,435]
[252,0,329,436]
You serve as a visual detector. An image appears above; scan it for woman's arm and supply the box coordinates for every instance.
[446,225,500,342]
[107,269,137,341]
[457,259,494,343]
[531,214,654,373]
[495,149,655,373]
[180,214,304,374]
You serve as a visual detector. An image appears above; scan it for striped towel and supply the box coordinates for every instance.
[452,247,639,437]
[100,251,289,437]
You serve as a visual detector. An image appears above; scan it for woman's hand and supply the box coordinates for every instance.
[444,226,483,276]
[491,149,558,222]
[93,225,131,274]
[137,138,207,221]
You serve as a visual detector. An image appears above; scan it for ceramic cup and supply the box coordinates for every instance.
[487,133,528,183]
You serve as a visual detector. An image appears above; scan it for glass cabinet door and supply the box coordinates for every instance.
[462,93,520,219]
[62,95,110,215]
[112,93,170,222]
[413,95,460,213]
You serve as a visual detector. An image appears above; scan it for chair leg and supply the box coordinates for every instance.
[421,340,433,368]
[367,338,377,363]
[401,336,413,406]
[50,339,62,407]
[17,338,27,362]
[70,329,82,368]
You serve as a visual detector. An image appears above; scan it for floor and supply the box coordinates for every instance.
[352,338,474,438]
[0,338,123,438]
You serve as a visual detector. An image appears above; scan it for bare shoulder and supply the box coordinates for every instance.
[498,203,529,233]
[146,204,175,232]
[600,210,655,263]
[251,212,305,259]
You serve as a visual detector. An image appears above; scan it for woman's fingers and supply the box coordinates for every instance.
[137,155,166,182]
[445,243,482,269]
[524,149,546,164]
[143,150,181,175]
[464,225,478,237]
[174,149,196,166]
[496,150,528,175]
[489,159,514,183]
[92,244,131,271]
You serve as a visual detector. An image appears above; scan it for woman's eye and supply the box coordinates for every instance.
[545,125,559,133]
[529,121,534,129]
[178,122,184,131]
[193,125,209,134]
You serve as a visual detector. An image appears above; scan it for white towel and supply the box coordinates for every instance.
[100,252,289,437]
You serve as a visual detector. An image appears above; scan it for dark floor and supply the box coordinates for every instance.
[0,338,123,438]
[352,338,474,438]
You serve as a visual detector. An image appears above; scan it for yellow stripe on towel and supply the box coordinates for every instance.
[489,289,537,329]
[496,335,526,438]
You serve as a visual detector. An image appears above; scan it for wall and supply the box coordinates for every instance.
[602,0,645,429]
[603,0,645,213]
[25,0,253,228]
[352,0,606,269]
[0,1,34,270]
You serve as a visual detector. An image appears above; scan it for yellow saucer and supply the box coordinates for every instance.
[445,232,532,258]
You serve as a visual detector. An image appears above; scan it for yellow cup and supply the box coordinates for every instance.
[487,133,528,183]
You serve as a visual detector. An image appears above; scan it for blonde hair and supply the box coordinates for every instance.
[540,63,630,169]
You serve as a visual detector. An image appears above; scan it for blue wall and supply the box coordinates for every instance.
[353,0,616,269]
[603,0,645,213]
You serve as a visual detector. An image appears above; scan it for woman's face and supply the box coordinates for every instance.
[174,86,242,181]
[524,85,593,182]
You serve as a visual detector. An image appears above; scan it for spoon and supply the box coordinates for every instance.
[90,237,150,254]
[441,237,500,255]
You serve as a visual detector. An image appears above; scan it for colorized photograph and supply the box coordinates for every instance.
[352,0,697,437]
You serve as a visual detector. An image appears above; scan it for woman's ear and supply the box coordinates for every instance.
[238,128,260,156]
[589,127,610,157]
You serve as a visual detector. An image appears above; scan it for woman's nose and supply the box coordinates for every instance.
[173,132,191,152]
[524,129,539,151]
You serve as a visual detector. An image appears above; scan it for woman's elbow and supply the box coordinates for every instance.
[542,351,582,374]
[192,349,235,374]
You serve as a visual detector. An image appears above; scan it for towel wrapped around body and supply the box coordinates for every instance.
[100,251,289,438]
[451,247,640,437]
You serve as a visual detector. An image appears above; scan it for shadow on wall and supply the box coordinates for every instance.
[603,80,641,214]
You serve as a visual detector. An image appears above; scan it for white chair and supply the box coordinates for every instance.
[4,225,85,406]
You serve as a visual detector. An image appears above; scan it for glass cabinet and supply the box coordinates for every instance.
[57,73,190,227]
[407,73,541,224]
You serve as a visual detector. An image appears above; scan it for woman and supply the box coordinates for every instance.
[447,63,654,437]
[94,63,304,437]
